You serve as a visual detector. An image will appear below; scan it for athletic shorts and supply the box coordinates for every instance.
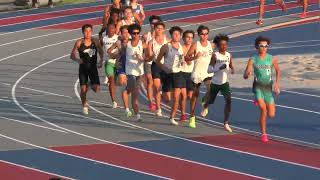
[116,55,126,75]
[172,72,186,89]
[208,82,231,104]
[79,64,100,86]
[151,61,162,79]
[144,62,152,74]
[105,62,116,77]
[127,75,142,91]
[192,76,212,90]
[160,71,173,92]
[253,81,274,104]
[182,72,193,91]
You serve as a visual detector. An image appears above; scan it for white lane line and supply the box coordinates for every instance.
[75,79,320,172]
[20,86,73,99]
[0,133,173,180]
[23,103,137,130]
[282,90,320,98]
[0,82,11,86]
[72,81,267,179]
[0,159,75,180]
[0,116,67,133]
[0,0,208,36]
[11,55,261,179]
[0,98,11,102]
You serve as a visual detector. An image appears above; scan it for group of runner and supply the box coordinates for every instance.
[70,0,283,143]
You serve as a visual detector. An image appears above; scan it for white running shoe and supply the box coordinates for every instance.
[201,107,208,117]
[104,76,109,85]
[224,123,233,133]
[156,109,162,117]
[82,107,89,115]
[112,101,118,109]
[136,114,142,121]
[170,118,179,126]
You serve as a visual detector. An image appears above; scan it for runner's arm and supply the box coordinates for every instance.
[115,21,122,35]
[145,40,154,62]
[207,53,221,73]
[243,57,253,79]
[134,13,143,27]
[139,4,146,21]
[102,6,110,26]
[155,44,168,70]
[272,56,281,95]
[94,38,104,67]
[107,40,120,59]
[229,54,235,74]
[185,42,196,61]
[70,40,82,64]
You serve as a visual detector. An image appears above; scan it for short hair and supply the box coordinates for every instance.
[213,34,229,45]
[122,6,133,12]
[128,23,141,34]
[110,8,121,15]
[183,30,195,38]
[255,36,271,47]
[197,25,209,35]
[154,21,166,28]
[169,26,183,35]
[149,15,162,23]
[82,24,92,33]
[120,25,129,33]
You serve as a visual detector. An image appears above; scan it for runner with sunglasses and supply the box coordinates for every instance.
[143,15,162,112]
[123,24,147,121]
[243,36,281,143]
[185,25,215,128]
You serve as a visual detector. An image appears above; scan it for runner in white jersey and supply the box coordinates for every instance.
[130,0,146,21]
[116,6,142,34]
[100,23,119,109]
[123,24,147,121]
[146,22,169,117]
[143,16,162,112]
[185,25,215,128]
[156,26,185,125]
[201,34,234,133]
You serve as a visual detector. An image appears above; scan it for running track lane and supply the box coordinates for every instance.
[0,149,162,179]
[51,144,255,180]
[192,134,320,168]
[172,0,319,23]
[0,0,217,26]
[1,0,257,32]
[0,161,69,180]
[41,1,319,30]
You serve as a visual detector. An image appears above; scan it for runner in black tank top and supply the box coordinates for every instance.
[70,24,104,115]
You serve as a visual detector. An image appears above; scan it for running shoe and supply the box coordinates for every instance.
[112,101,118,109]
[170,118,179,126]
[126,109,133,118]
[256,19,264,25]
[224,123,233,133]
[136,114,142,121]
[149,103,156,112]
[156,109,162,117]
[82,107,89,115]
[180,114,187,122]
[299,12,307,18]
[261,134,269,143]
[201,107,208,117]
[189,116,196,128]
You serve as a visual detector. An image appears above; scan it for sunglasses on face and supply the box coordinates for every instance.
[200,33,209,36]
[258,44,269,48]
[131,32,140,35]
